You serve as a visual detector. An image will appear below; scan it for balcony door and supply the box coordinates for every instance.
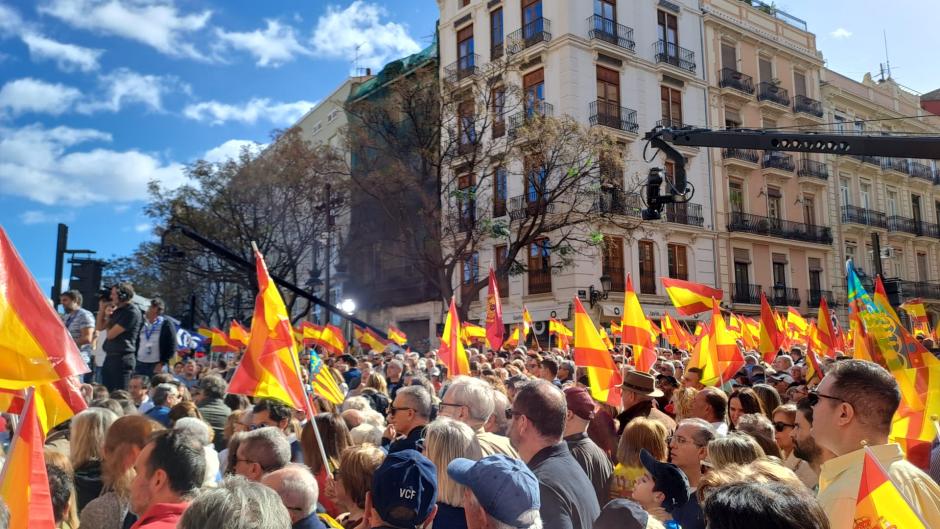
[794,70,807,97]
[734,259,751,298]
[772,255,787,305]
[802,194,816,226]
[886,189,898,217]
[457,25,475,72]
[525,156,546,206]
[721,42,736,70]
[657,10,678,52]
[638,240,656,294]
[523,68,545,116]
[522,0,543,39]
[808,258,822,294]
[917,252,928,282]
[912,195,923,223]
[597,66,620,128]
[603,236,625,292]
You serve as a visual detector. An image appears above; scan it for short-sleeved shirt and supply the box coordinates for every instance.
[62,308,95,361]
[103,304,143,356]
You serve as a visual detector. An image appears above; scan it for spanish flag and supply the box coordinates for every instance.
[210,327,239,353]
[874,275,902,323]
[598,326,615,350]
[609,320,622,337]
[549,318,573,349]
[660,313,693,351]
[314,324,347,356]
[0,387,57,529]
[815,297,838,359]
[758,292,783,363]
[504,326,521,348]
[689,305,743,387]
[522,306,534,338]
[354,326,389,352]
[804,330,824,384]
[661,277,723,316]
[853,447,928,528]
[229,320,251,347]
[228,248,314,418]
[573,298,621,406]
[461,322,486,345]
[387,326,408,346]
[0,376,86,435]
[440,297,470,377]
[622,274,656,372]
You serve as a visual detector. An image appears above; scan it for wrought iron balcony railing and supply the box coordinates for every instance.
[727,211,832,244]
[841,205,888,229]
[769,286,801,307]
[718,68,754,94]
[888,215,919,235]
[507,101,554,136]
[652,40,695,73]
[807,289,836,308]
[665,202,704,227]
[509,194,556,220]
[444,53,479,83]
[732,283,763,304]
[798,158,828,180]
[757,82,790,107]
[793,95,823,117]
[592,189,642,217]
[762,151,795,172]
[507,18,551,54]
[722,147,760,163]
[910,161,934,181]
[587,15,635,51]
[589,100,639,133]
[881,157,910,174]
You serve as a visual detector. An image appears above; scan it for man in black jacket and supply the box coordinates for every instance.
[382,385,430,453]
[97,283,143,391]
[195,375,232,451]
[509,380,600,529]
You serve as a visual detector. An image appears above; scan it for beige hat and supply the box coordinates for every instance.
[620,371,664,398]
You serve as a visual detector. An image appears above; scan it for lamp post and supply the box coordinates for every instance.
[589,274,612,308]
[339,298,356,346]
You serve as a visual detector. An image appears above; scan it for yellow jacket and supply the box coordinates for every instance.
[817,443,940,529]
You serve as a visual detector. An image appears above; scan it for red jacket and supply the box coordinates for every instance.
[130,502,189,529]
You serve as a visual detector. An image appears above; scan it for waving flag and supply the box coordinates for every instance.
[0,377,86,435]
[661,313,693,351]
[873,276,902,323]
[598,326,614,350]
[689,305,743,387]
[229,320,251,347]
[228,248,314,417]
[622,274,656,372]
[815,297,838,359]
[354,326,389,352]
[549,318,572,349]
[522,307,534,338]
[900,299,931,337]
[484,268,504,351]
[209,327,240,353]
[387,326,408,346]
[661,277,723,315]
[573,298,622,406]
[853,447,928,528]
[440,297,470,377]
[804,329,824,385]
[0,388,56,529]
[609,320,622,337]
[461,322,486,345]
[504,326,521,348]
[308,350,345,404]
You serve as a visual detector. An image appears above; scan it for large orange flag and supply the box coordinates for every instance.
[661,277,723,315]
[758,292,783,362]
[622,274,656,372]
[485,268,504,351]
[690,304,743,387]
[228,248,313,418]
[573,298,622,406]
[0,228,88,388]
[853,448,928,528]
[439,297,470,377]
[0,388,56,529]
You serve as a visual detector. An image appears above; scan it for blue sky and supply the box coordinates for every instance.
[0,0,937,294]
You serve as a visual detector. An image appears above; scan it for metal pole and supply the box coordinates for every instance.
[52,223,68,304]
[324,183,332,319]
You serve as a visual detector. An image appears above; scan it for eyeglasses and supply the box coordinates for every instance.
[667,434,703,448]
[807,389,847,407]
[773,421,795,432]
[438,402,465,410]
[388,406,414,415]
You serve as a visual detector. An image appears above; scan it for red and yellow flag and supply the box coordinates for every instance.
[439,297,470,377]
[786,308,809,346]
[688,323,718,386]
[804,329,824,385]
[661,277,723,315]
[815,297,838,359]
[573,298,622,406]
[900,299,931,338]
[853,447,928,528]
[598,326,615,350]
[485,268,504,351]
[307,350,345,405]
[661,313,693,351]
[461,322,486,345]
[623,274,656,372]
[739,316,760,351]
[0,376,86,435]
[209,327,239,353]
[609,320,622,337]
[0,388,56,529]
[228,248,313,417]
[229,320,251,347]
[549,318,573,349]
[387,326,408,346]
[0,228,89,388]
[522,306,534,338]
[758,291,784,362]
[504,326,521,348]
[689,305,743,387]
[874,276,902,323]
[354,326,389,352]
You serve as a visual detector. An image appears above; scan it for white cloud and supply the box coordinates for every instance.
[830,28,853,39]
[78,68,185,113]
[183,98,316,126]
[203,139,264,163]
[0,78,83,116]
[20,210,76,224]
[310,1,420,70]
[133,222,152,233]
[0,3,23,37]
[215,20,311,67]
[38,0,212,59]
[0,123,187,205]
[21,33,103,72]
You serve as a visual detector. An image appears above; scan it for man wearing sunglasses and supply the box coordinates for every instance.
[812,360,940,529]
[382,385,431,454]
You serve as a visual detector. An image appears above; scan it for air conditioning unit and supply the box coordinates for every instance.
[880,247,895,259]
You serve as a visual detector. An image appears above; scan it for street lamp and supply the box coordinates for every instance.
[589,274,612,308]
[339,298,356,315]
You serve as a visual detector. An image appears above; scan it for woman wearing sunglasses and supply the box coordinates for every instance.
[771,404,817,489]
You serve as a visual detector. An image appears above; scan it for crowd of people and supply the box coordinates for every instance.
[0,283,938,529]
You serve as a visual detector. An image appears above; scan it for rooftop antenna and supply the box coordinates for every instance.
[353,42,365,77]
[878,30,892,82]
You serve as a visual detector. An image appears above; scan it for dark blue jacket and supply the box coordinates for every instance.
[293,513,327,529]
[381,424,427,454]
[145,406,172,427]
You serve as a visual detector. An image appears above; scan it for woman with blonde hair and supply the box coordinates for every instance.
[706,432,766,468]
[423,417,482,529]
[70,407,118,511]
[79,415,164,528]
[610,417,669,499]
[670,386,698,423]
[329,445,386,529]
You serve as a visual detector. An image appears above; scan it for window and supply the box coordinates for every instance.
[725,108,741,129]
[523,69,545,115]
[528,239,552,294]
[603,237,626,292]
[458,100,476,150]
[493,167,507,217]
[721,42,737,70]
[854,120,865,134]
[525,156,546,204]
[912,195,923,223]
[794,70,807,97]
[935,201,940,227]
[917,253,928,282]
[667,243,688,280]
[494,245,509,295]
[758,57,773,83]
[886,189,898,217]
[808,258,822,294]
[597,66,621,127]
[638,240,656,294]
[522,0,543,38]
[460,0,470,7]
[490,8,504,60]
[859,182,871,209]
[657,10,678,47]
[772,254,787,287]
[311,122,322,135]
[457,173,476,231]
[660,85,682,127]
[834,114,846,133]
[734,251,751,292]
[461,252,479,300]
[767,186,782,221]
[845,243,856,269]
[457,25,475,75]
[327,108,340,122]
[595,0,615,19]
[491,86,506,137]
[840,178,851,206]
[729,180,744,214]
[893,249,904,279]
[802,194,816,225]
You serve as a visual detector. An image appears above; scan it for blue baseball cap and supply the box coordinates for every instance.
[447,455,540,528]
[371,449,438,528]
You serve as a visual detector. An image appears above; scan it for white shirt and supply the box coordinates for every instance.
[137,317,164,363]
[710,421,729,436]
[92,332,108,368]
[138,395,155,414]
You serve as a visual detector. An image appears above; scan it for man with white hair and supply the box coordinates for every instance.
[178,475,291,529]
[261,464,327,529]
[439,376,518,457]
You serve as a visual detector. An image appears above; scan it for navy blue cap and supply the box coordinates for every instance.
[639,448,690,513]
[371,449,438,527]
[447,455,540,528]
[594,499,648,529]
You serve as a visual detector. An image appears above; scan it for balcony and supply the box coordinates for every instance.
[491,42,504,61]
[652,40,695,74]
[910,161,934,182]
[656,118,689,130]
[528,269,552,295]
[887,215,919,236]
[718,68,754,102]
[881,157,910,177]
[589,101,639,135]
[721,148,760,174]
[727,211,833,244]
[762,151,795,176]
[797,158,828,181]
[917,221,940,238]
[732,283,763,305]
[841,205,888,229]
[507,101,554,137]
[807,289,836,308]
[587,15,635,52]
[509,194,556,220]
[740,0,808,31]
[793,95,823,118]
[665,202,705,227]
[849,154,881,171]
[444,53,479,84]
[507,18,551,55]
[593,189,642,217]
[757,82,790,112]
[768,286,801,308]
[883,278,940,302]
